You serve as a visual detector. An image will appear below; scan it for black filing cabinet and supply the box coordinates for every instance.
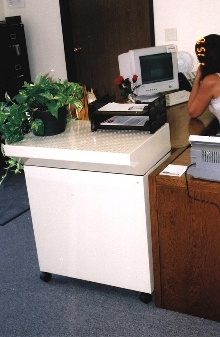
[0,22,31,101]
[0,20,31,168]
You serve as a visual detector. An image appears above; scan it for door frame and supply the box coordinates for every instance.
[59,0,77,81]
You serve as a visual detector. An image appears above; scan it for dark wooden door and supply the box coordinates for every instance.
[59,0,154,100]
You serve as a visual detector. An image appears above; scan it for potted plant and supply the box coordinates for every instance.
[0,73,84,182]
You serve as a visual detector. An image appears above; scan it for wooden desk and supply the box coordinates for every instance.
[167,103,218,151]
[149,146,220,322]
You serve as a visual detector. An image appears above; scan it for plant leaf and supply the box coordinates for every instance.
[31,118,44,135]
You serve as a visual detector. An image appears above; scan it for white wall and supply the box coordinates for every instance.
[153,0,220,69]
[2,0,67,81]
[0,1,4,20]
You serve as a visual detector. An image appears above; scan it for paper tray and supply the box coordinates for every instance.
[89,94,167,133]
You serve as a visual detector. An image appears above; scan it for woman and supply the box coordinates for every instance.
[187,34,220,122]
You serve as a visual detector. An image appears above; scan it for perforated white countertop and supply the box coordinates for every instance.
[4,120,171,175]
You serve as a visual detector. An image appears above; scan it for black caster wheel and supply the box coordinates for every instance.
[139,292,152,304]
[40,272,52,282]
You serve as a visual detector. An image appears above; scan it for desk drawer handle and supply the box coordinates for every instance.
[10,33,17,40]
[15,64,21,71]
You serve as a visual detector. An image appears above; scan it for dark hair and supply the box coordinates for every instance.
[195,34,220,80]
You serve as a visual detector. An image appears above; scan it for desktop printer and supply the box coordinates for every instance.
[89,94,167,133]
[188,135,220,182]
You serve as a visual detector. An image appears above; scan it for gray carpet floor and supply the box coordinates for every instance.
[1,210,220,337]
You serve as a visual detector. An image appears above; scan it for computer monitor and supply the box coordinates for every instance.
[118,45,179,99]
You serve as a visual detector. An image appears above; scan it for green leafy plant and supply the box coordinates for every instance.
[0,153,23,185]
[14,73,83,118]
[0,73,84,182]
[0,98,29,144]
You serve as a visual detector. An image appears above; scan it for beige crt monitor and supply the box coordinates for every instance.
[118,44,179,98]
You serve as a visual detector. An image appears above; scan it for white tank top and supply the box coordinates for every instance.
[208,73,220,122]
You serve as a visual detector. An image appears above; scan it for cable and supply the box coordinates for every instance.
[185,163,220,212]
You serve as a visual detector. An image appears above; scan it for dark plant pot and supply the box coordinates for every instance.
[32,107,67,136]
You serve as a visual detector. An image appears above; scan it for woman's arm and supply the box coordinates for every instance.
[187,66,214,118]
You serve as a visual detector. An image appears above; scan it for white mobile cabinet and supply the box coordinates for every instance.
[4,120,171,302]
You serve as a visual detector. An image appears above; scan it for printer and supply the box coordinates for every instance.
[188,135,220,182]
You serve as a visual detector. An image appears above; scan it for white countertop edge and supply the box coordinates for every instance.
[3,144,132,166]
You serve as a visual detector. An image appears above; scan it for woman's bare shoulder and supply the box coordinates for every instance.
[202,74,220,98]
[203,73,220,84]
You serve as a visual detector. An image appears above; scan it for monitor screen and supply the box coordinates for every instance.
[140,53,173,84]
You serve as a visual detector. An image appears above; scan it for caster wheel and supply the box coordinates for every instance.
[139,292,152,304]
[40,272,52,282]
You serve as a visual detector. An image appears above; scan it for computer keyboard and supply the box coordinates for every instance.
[166,90,190,107]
